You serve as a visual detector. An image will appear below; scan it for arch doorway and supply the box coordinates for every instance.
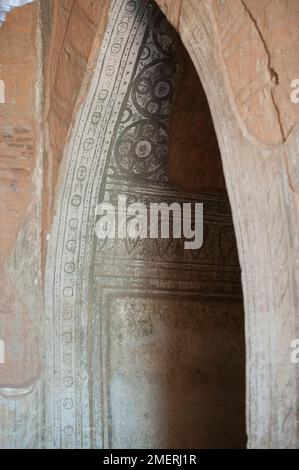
[0,0,297,450]
[45,0,246,449]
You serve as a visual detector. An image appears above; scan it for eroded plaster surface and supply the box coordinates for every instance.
[0,1,41,390]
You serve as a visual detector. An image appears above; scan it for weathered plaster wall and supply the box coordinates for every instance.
[0,1,41,388]
[210,0,299,146]
[43,0,110,239]
[153,0,299,448]
[157,0,299,147]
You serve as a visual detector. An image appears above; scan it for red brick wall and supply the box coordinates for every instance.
[0,2,41,387]
[0,2,39,269]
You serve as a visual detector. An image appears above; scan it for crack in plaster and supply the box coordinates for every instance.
[177,0,183,31]
[240,0,285,141]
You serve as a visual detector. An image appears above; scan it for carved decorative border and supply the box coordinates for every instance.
[45,0,152,448]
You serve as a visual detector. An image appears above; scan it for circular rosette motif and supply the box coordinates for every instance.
[152,11,178,56]
[114,119,168,177]
[131,60,176,119]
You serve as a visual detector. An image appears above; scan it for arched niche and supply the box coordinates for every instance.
[42,0,299,449]
[0,0,297,450]
[44,0,247,449]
